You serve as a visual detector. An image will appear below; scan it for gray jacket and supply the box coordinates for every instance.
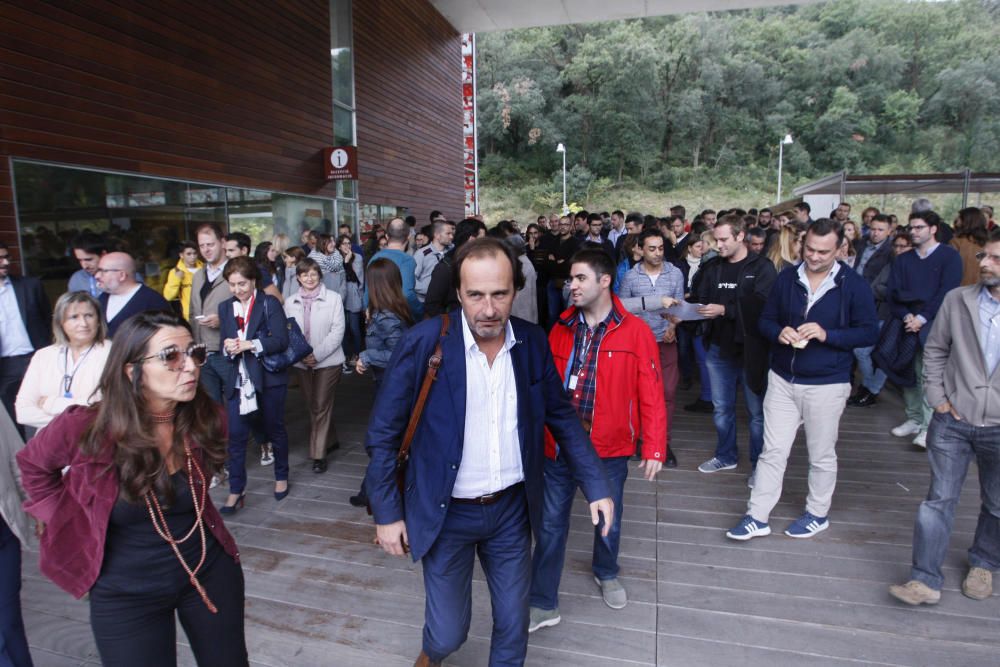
[0,406,33,546]
[923,285,1000,427]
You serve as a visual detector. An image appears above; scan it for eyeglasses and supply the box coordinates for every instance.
[976,251,1000,264]
[136,343,208,371]
[94,267,124,274]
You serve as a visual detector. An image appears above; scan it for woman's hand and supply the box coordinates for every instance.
[223,338,250,355]
[355,359,367,375]
[302,353,317,367]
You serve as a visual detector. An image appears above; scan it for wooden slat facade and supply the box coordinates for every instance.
[352,0,465,221]
[0,0,465,272]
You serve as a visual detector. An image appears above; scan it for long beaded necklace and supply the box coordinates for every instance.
[144,441,218,613]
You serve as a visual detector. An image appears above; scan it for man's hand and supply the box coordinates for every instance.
[796,322,827,342]
[375,520,409,556]
[199,314,220,329]
[661,296,679,310]
[662,326,677,344]
[638,458,663,481]
[589,498,615,537]
[903,314,924,333]
[778,326,802,346]
[935,401,962,421]
[697,303,725,319]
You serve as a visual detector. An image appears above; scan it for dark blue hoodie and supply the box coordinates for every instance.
[760,261,879,385]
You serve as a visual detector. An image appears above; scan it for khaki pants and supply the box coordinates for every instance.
[294,366,342,460]
[747,371,851,523]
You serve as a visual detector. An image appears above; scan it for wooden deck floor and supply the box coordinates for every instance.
[21,373,1000,666]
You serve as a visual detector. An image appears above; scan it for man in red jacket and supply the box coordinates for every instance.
[528,248,667,632]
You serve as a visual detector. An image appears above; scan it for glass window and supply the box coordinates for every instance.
[12,161,336,302]
[330,0,354,108]
[333,105,354,148]
[12,161,225,300]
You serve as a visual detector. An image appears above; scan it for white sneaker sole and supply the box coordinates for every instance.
[699,462,737,473]
[726,524,771,541]
[891,425,920,437]
[785,521,829,538]
[528,615,561,633]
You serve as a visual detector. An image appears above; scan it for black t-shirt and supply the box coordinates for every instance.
[707,255,750,355]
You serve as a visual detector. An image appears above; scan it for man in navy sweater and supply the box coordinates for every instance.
[727,219,878,540]
[886,210,963,447]
[97,252,170,337]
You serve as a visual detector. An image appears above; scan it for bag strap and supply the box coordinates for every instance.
[397,313,450,465]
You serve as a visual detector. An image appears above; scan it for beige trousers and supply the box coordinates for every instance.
[747,371,851,523]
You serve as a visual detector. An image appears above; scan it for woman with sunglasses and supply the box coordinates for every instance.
[15,291,112,430]
[218,257,290,512]
[17,311,248,666]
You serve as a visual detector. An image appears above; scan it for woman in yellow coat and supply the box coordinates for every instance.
[162,241,203,320]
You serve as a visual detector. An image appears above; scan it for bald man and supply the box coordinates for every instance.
[97,252,170,336]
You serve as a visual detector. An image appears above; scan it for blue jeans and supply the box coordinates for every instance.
[422,485,530,666]
[529,456,628,611]
[853,319,886,395]
[705,344,764,467]
[0,517,32,667]
[546,281,566,330]
[694,335,712,402]
[677,327,694,382]
[910,412,1000,590]
[343,310,363,360]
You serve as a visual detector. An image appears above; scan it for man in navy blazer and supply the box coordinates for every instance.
[96,252,170,336]
[364,238,613,667]
[0,242,52,435]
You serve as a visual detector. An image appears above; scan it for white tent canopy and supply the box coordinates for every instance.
[430,0,827,33]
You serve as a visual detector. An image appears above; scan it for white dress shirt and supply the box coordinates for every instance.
[0,278,34,357]
[451,315,524,499]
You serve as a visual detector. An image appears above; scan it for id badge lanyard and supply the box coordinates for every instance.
[62,345,94,398]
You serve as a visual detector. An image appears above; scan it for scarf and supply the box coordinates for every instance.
[298,285,321,342]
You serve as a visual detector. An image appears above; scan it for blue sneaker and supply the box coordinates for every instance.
[726,515,771,541]
[698,457,737,473]
[784,512,829,538]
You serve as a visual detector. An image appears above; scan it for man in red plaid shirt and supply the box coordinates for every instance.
[528,248,668,631]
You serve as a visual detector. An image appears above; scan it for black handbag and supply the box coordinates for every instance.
[260,297,313,373]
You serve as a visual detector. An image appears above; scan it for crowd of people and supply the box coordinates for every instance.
[0,196,997,666]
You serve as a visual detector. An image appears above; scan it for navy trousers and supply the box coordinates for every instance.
[226,384,289,494]
[421,485,531,666]
[0,517,32,667]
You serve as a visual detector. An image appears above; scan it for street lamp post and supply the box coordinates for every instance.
[776,134,793,204]
[556,142,567,215]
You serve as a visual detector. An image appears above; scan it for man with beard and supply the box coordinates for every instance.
[889,230,1000,605]
[365,238,612,666]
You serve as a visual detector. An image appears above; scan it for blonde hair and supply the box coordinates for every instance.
[767,225,801,271]
[52,291,107,346]
[271,233,290,255]
[700,230,717,251]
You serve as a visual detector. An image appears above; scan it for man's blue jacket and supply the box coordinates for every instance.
[363,311,611,562]
[759,261,879,385]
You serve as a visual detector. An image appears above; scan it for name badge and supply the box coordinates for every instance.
[568,375,579,390]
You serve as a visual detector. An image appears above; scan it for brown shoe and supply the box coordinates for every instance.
[889,580,941,606]
[962,567,993,600]
[414,651,441,667]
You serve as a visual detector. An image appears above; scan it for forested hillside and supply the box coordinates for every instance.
[476,0,1000,214]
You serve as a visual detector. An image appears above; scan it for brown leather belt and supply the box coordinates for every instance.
[451,482,524,506]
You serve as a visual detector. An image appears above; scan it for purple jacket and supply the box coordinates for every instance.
[16,405,239,599]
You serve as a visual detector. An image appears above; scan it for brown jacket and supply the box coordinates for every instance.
[189,262,230,352]
[950,236,984,287]
[923,285,1000,427]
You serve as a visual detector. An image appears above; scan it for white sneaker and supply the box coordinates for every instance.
[912,431,927,448]
[891,420,921,438]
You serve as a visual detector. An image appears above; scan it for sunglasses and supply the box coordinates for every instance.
[136,343,208,371]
